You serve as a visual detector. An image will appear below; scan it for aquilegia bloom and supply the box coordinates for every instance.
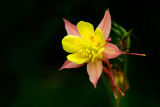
[60,9,145,97]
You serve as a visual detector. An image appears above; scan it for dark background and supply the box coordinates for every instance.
[0,0,159,107]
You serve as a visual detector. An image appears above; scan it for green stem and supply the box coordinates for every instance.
[116,98,120,107]
[122,55,128,91]
[101,73,114,107]
[119,54,128,106]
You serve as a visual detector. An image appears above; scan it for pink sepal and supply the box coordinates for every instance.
[102,43,124,59]
[60,60,84,70]
[87,59,103,88]
[97,9,111,40]
[63,18,81,37]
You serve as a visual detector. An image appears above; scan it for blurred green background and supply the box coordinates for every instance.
[0,0,159,107]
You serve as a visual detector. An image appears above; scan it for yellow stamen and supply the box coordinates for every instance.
[91,51,94,55]
[114,94,118,99]
[142,54,146,56]
[86,53,88,57]
[83,52,85,56]
[78,50,82,53]
[88,50,91,53]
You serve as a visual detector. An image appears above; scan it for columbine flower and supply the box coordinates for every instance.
[60,9,145,97]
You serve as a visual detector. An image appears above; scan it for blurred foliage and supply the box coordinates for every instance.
[0,0,160,107]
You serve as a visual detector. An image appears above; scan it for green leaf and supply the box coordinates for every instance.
[112,21,127,35]
[121,28,133,40]
[112,28,122,36]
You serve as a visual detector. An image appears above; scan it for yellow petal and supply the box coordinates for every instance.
[62,35,80,53]
[97,53,103,60]
[77,21,95,40]
[67,53,90,64]
[95,28,106,47]
[92,47,104,62]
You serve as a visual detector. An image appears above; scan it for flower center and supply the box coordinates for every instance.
[75,37,100,58]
